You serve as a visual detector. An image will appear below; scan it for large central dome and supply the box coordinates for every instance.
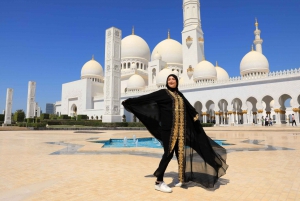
[121,34,150,61]
[151,38,182,64]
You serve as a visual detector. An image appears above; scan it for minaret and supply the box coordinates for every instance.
[103,27,122,122]
[3,88,13,125]
[253,18,263,53]
[182,0,204,83]
[26,81,36,118]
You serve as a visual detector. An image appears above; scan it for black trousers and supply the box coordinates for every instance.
[292,120,297,126]
[154,140,179,181]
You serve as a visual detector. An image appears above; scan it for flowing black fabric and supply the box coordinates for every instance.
[122,89,228,188]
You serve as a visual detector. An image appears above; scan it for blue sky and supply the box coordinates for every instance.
[1,0,300,113]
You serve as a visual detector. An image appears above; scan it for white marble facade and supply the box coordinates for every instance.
[55,0,300,125]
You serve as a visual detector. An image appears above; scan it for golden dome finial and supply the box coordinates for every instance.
[202,54,206,61]
[251,45,254,51]
[255,18,258,27]
[167,29,170,39]
[216,61,218,67]
[92,55,94,60]
[132,26,135,35]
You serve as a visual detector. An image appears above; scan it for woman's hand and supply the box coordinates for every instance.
[193,114,199,122]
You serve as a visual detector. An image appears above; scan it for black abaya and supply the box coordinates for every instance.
[122,89,228,188]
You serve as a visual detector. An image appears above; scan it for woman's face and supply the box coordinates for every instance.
[167,76,177,88]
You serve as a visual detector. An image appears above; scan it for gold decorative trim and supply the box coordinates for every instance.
[193,114,199,121]
[257,109,263,113]
[187,65,194,72]
[166,90,185,183]
[186,36,193,42]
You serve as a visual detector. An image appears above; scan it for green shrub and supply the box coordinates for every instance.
[13,110,25,122]
[0,114,4,121]
[127,122,145,127]
[77,114,88,121]
[27,118,34,123]
[201,123,214,127]
[17,122,46,127]
[60,115,70,120]
[40,113,50,120]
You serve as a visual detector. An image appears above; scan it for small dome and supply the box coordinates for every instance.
[121,35,150,61]
[81,57,103,79]
[153,52,162,60]
[151,39,182,64]
[156,68,173,87]
[193,60,217,82]
[127,74,145,89]
[215,63,229,81]
[240,50,269,76]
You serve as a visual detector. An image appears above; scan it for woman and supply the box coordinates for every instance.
[122,74,228,193]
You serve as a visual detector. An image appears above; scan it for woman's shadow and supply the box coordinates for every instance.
[145,171,229,191]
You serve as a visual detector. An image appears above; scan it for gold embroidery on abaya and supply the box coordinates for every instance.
[167,90,185,183]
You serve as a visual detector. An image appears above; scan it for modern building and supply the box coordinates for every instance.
[46,103,55,114]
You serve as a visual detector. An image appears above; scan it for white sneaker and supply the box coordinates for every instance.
[155,181,172,193]
[175,182,182,187]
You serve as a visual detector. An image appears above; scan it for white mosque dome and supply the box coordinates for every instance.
[193,60,217,82]
[121,34,150,61]
[127,74,145,89]
[153,52,162,60]
[156,68,173,87]
[81,57,103,78]
[151,38,182,64]
[215,63,229,81]
[240,50,269,76]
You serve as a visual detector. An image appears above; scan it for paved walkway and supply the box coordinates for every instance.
[0,126,300,201]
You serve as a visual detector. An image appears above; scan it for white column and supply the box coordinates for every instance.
[182,0,204,84]
[243,111,247,125]
[220,114,223,125]
[26,81,36,118]
[103,27,122,122]
[215,113,219,125]
[3,88,13,125]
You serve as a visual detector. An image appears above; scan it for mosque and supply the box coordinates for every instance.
[54,0,300,126]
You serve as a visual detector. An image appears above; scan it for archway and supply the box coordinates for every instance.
[218,99,228,125]
[231,98,243,124]
[205,100,215,123]
[70,104,77,117]
[246,97,258,124]
[194,101,203,123]
[278,94,292,124]
[152,68,156,84]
